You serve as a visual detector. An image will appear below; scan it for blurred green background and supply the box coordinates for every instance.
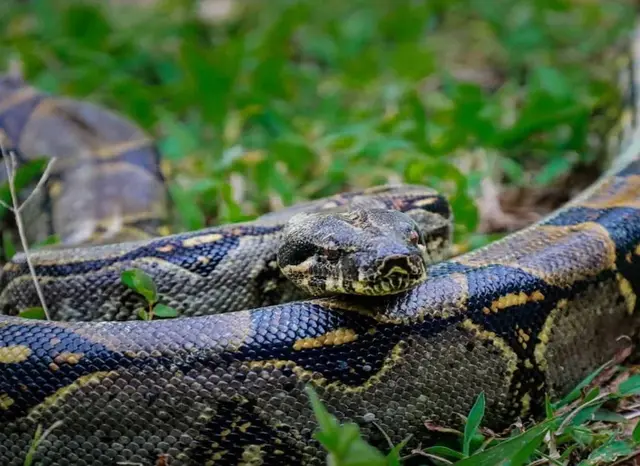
[1,0,637,249]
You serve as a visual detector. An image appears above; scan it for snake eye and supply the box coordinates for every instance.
[325,248,341,262]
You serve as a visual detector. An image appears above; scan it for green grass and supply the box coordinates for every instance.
[307,363,640,465]
[3,1,640,465]
[1,0,637,249]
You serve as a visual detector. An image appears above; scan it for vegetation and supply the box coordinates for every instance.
[1,0,637,249]
[3,0,640,465]
[307,364,640,465]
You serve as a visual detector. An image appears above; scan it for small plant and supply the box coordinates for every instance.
[307,362,640,465]
[120,268,178,321]
[17,307,46,320]
[23,421,63,466]
[305,385,409,466]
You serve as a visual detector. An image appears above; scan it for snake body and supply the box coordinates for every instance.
[0,30,640,466]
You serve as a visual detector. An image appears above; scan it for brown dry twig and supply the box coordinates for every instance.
[0,143,56,320]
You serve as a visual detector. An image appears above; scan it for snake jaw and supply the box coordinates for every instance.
[357,250,428,295]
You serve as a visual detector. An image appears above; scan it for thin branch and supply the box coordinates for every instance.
[17,157,57,213]
[402,450,453,464]
[1,143,55,320]
[623,409,640,421]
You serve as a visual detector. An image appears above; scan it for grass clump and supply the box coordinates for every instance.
[307,360,640,465]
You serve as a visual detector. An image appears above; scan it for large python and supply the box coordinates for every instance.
[0,26,639,466]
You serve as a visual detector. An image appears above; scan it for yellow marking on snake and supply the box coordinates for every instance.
[486,290,545,314]
[534,299,568,372]
[183,233,224,248]
[0,394,15,410]
[520,392,532,418]
[27,371,117,420]
[517,329,531,349]
[577,175,640,209]
[461,319,519,380]
[293,328,358,351]
[617,273,637,315]
[0,345,31,363]
[240,445,266,466]
[249,342,406,394]
[93,138,153,159]
[454,223,617,287]
[53,351,84,365]
[156,245,174,253]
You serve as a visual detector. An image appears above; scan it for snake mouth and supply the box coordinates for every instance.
[354,253,427,295]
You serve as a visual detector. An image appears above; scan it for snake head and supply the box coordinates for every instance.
[277,208,429,296]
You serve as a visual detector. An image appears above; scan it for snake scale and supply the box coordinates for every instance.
[0,24,639,466]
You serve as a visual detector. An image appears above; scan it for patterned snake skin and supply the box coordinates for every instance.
[0,27,640,466]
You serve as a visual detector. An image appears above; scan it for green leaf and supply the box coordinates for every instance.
[580,439,636,465]
[121,269,158,304]
[157,115,201,162]
[455,420,555,466]
[305,386,386,465]
[179,37,244,130]
[500,157,525,184]
[583,387,600,403]
[534,155,575,186]
[506,429,548,466]
[137,308,151,321]
[18,307,46,320]
[422,445,465,460]
[306,386,340,442]
[23,421,63,466]
[62,3,111,49]
[617,375,640,397]
[463,392,486,456]
[386,436,411,466]
[571,403,602,427]
[552,362,608,410]
[391,42,435,80]
[31,235,61,250]
[591,409,627,423]
[544,394,554,419]
[632,420,640,444]
[334,423,387,466]
[152,304,179,319]
[533,66,572,101]
[169,184,206,231]
[1,231,16,261]
[570,426,594,446]
[23,423,43,466]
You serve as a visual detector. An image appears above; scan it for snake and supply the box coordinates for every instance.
[0,26,639,466]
